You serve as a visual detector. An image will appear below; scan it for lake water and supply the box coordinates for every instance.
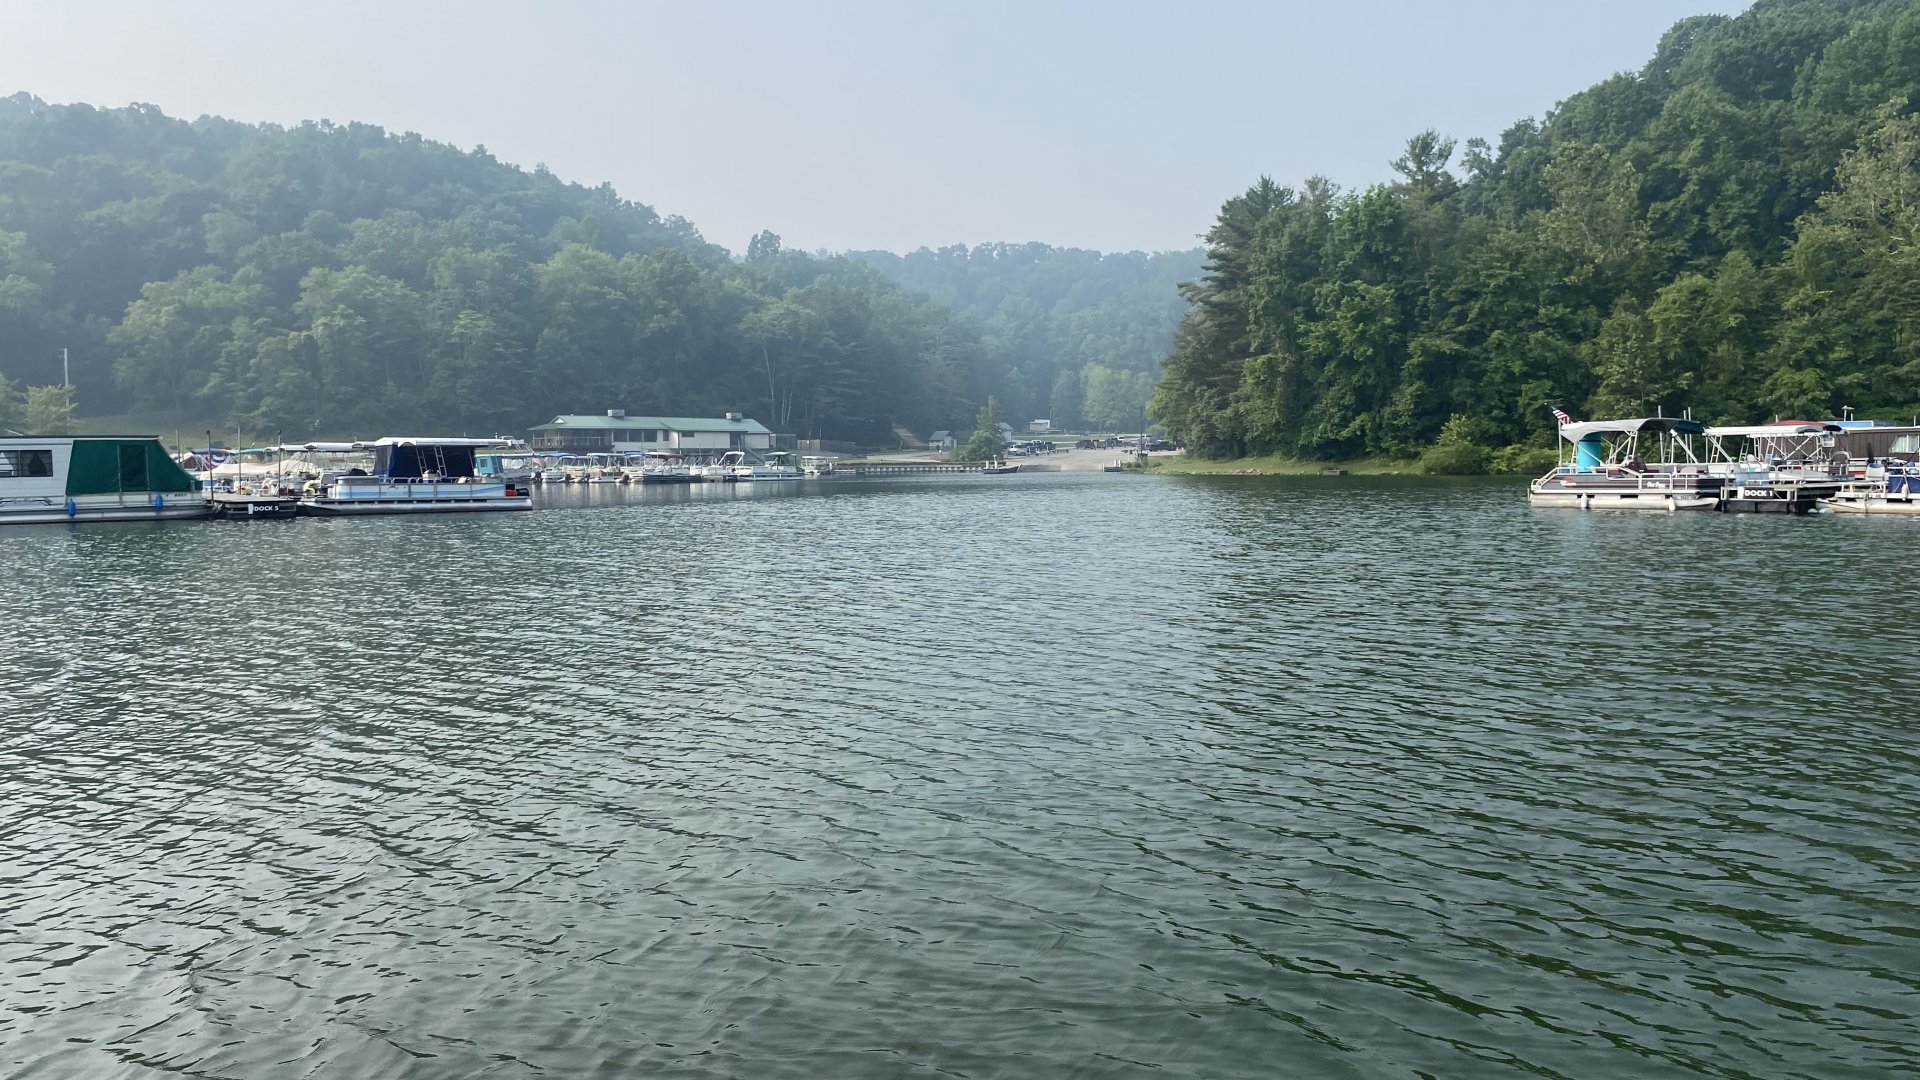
[2,474,1915,1079]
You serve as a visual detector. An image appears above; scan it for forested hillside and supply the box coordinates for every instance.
[1154,0,1920,465]
[850,244,1202,430]
[0,96,998,441]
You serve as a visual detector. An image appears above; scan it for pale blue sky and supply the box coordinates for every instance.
[1,0,1749,254]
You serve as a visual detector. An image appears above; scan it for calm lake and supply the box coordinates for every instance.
[2,474,1915,1079]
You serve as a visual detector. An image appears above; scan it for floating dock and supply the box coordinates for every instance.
[835,462,997,476]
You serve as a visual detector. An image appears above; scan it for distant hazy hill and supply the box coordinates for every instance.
[849,243,1204,428]
[1156,0,1920,464]
[0,94,1177,440]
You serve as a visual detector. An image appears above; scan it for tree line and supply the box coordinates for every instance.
[0,95,1193,443]
[1153,0,1920,468]
[850,243,1200,431]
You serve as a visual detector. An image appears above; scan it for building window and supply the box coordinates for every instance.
[0,449,53,478]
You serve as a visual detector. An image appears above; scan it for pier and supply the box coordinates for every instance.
[836,461,995,476]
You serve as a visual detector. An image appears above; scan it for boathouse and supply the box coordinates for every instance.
[528,411,776,456]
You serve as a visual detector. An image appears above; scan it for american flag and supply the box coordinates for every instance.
[1550,407,1574,427]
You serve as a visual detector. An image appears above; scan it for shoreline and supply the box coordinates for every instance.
[1147,453,1414,476]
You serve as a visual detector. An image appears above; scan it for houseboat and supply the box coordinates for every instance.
[299,438,533,515]
[1529,417,1727,511]
[0,436,210,524]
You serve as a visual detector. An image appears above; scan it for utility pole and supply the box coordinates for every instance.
[61,348,69,386]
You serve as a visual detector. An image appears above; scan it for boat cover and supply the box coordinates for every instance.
[1558,417,1706,441]
[66,438,198,495]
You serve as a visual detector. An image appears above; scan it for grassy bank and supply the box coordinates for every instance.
[1147,453,1415,476]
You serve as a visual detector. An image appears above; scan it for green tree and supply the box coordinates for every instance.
[740,299,827,434]
[1150,0,1920,462]
[23,383,74,434]
[959,395,1006,461]
[108,266,266,412]
[0,373,22,432]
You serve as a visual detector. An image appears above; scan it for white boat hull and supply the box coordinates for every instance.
[301,495,532,515]
[1527,489,1719,511]
[1819,495,1920,515]
[300,479,531,515]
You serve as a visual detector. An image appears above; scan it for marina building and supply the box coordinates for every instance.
[528,411,775,457]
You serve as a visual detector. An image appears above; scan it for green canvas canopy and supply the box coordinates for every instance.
[65,438,198,496]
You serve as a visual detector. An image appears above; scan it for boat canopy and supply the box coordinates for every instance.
[1558,417,1706,440]
[371,442,485,479]
[204,462,290,478]
[357,437,516,448]
[66,438,200,495]
[1704,424,1841,438]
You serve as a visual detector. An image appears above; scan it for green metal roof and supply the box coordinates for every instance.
[529,414,773,434]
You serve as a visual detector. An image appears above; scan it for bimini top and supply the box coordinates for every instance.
[1703,423,1842,439]
[1559,417,1707,440]
[356,437,516,448]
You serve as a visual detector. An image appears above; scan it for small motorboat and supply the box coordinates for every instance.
[981,461,1020,474]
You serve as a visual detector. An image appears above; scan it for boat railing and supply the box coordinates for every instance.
[1537,465,1726,494]
[322,476,516,497]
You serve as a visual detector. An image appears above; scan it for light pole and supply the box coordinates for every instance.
[61,348,69,386]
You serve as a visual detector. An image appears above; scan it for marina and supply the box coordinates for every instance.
[8,417,1920,528]
[1529,412,1902,514]
[11,8,1917,1078]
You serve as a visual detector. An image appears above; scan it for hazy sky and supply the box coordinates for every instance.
[1,0,1750,255]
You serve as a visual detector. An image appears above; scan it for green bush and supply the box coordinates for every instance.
[1488,445,1559,475]
[1419,441,1491,475]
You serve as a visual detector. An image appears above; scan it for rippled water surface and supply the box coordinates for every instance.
[2,474,1916,1079]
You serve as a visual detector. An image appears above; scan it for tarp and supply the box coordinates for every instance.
[67,438,198,495]
[204,457,332,476]
[205,462,289,479]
